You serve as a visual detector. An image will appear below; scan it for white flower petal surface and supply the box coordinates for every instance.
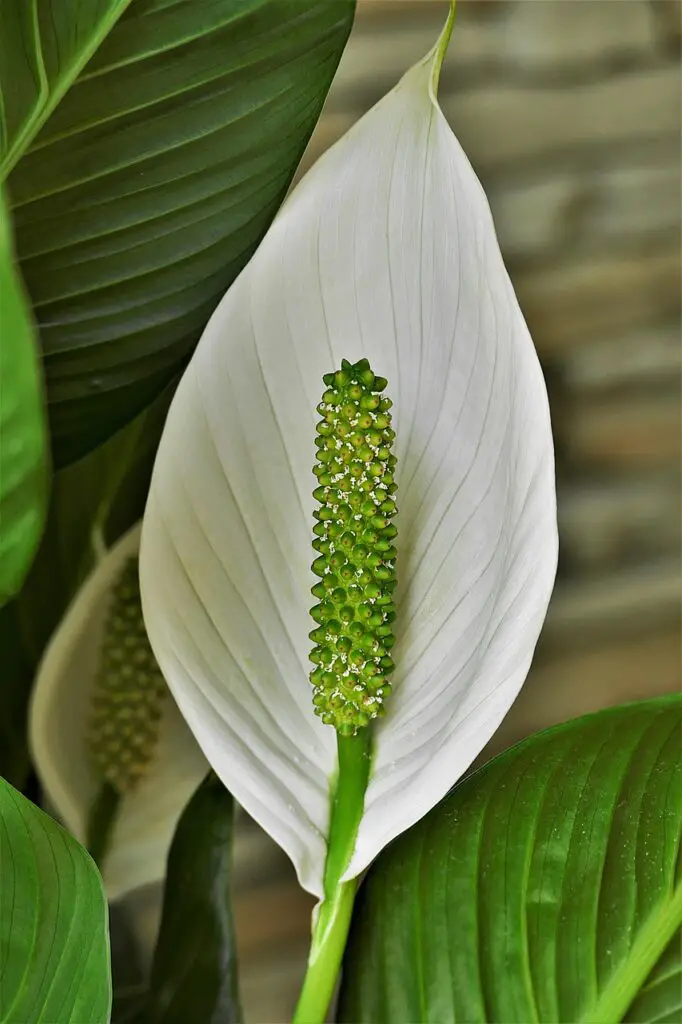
[29,524,208,902]
[140,37,557,896]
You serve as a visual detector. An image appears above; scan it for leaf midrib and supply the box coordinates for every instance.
[27,4,333,156]
[580,881,682,1023]
[11,61,321,211]
[0,0,134,180]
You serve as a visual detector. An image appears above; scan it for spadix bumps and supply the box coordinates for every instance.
[89,557,166,793]
[309,359,397,735]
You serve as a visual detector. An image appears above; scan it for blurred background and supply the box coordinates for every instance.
[119,0,682,1018]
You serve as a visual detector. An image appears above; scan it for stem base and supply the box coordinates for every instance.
[292,731,371,1024]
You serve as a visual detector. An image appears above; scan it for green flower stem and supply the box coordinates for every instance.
[293,730,372,1024]
[86,780,121,870]
[428,0,456,96]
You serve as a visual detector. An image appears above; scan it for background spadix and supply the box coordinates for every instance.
[29,524,208,901]
[140,15,558,897]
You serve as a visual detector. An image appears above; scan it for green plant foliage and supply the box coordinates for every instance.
[0,601,35,788]
[0,186,48,607]
[0,776,111,1023]
[1,0,355,466]
[338,696,682,1023]
[0,395,167,788]
[142,773,241,1023]
[624,929,681,1023]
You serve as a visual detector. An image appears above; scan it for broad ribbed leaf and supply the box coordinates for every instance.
[0,776,111,1023]
[0,185,48,606]
[338,696,682,1023]
[3,0,355,465]
[144,773,241,1024]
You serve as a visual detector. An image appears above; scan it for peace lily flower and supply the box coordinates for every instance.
[139,2,557,998]
[29,523,208,902]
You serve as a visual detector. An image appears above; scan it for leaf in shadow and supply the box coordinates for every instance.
[144,773,242,1024]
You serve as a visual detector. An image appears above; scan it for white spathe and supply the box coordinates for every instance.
[29,524,208,902]
[139,22,558,899]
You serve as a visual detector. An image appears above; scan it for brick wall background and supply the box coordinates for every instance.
[123,4,682,1020]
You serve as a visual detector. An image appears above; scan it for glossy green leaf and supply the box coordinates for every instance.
[338,696,682,1024]
[0,776,111,1022]
[3,0,355,465]
[143,773,241,1024]
[0,185,48,606]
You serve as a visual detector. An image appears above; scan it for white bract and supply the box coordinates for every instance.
[139,20,558,899]
[29,524,208,901]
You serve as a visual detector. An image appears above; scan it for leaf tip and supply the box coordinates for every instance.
[310,360,398,736]
[427,0,456,99]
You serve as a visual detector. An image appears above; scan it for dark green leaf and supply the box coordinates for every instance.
[0,601,35,787]
[0,185,48,605]
[0,776,111,1022]
[144,773,241,1024]
[339,696,682,1023]
[4,0,355,465]
[0,0,131,174]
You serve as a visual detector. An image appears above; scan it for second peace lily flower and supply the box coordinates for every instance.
[140,2,556,916]
[29,525,208,902]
